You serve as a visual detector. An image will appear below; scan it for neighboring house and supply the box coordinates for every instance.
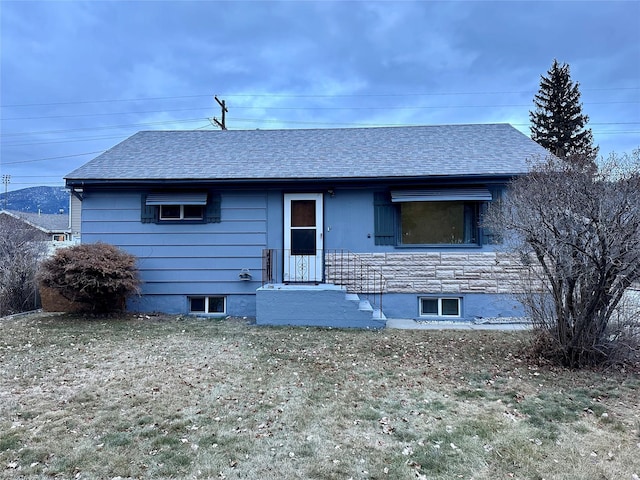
[64,124,550,327]
[0,209,73,254]
[69,193,82,243]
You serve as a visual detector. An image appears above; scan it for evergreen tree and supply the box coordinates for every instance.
[530,59,599,162]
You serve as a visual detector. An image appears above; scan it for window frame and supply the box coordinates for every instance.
[159,204,204,221]
[141,192,221,224]
[374,188,499,248]
[419,296,462,318]
[398,200,481,247]
[188,295,226,315]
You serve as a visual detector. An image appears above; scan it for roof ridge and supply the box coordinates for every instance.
[135,123,513,134]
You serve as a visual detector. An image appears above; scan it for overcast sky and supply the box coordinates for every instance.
[1,0,638,192]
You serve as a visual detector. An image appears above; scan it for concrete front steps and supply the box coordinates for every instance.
[256,283,386,328]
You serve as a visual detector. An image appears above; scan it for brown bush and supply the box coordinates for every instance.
[38,242,140,314]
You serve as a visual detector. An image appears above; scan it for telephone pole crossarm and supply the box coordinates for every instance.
[213,96,228,130]
[2,174,10,210]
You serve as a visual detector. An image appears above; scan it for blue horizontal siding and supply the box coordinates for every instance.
[82,220,267,234]
[137,256,262,270]
[141,282,258,295]
[143,269,258,282]
[80,190,268,302]
[81,210,140,222]
[82,231,267,245]
[108,244,266,258]
[80,213,265,224]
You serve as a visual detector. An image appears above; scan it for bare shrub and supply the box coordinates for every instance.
[0,222,45,316]
[38,242,140,313]
[604,288,640,366]
[485,150,640,368]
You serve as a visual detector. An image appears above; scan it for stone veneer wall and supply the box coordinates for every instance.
[327,252,540,295]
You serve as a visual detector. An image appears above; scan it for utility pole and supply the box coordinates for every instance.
[2,174,10,210]
[212,96,228,130]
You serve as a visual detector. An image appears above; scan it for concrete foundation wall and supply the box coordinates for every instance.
[380,292,525,321]
[256,284,384,328]
[129,293,257,317]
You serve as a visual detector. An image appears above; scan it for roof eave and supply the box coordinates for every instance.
[65,172,525,189]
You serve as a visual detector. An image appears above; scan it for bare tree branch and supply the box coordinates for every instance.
[485,150,640,367]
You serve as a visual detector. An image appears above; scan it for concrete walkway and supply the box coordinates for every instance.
[386,318,532,330]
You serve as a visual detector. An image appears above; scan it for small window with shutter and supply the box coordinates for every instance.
[141,192,221,224]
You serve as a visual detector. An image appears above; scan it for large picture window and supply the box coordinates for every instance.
[400,201,478,245]
[374,188,495,246]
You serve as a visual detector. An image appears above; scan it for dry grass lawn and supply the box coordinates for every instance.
[1,313,639,479]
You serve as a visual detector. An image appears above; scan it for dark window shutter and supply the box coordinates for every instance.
[374,192,396,246]
[206,192,221,223]
[480,188,502,244]
[141,194,158,223]
[480,202,492,244]
[464,203,478,244]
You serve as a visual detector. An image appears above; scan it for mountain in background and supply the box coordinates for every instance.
[0,186,69,214]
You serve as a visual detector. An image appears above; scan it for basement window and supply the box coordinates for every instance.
[419,297,461,317]
[189,296,226,315]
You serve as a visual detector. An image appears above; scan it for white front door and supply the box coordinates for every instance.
[283,193,323,282]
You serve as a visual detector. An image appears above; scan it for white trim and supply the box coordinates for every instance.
[188,295,226,315]
[419,297,461,317]
[159,204,204,220]
[146,192,208,205]
[283,193,323,282]
[391,188,492,202]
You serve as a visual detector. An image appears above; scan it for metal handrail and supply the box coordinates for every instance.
[261,248,387,312]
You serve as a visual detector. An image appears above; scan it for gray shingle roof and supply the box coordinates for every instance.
[65,124,550,183]
[1,210,69,232]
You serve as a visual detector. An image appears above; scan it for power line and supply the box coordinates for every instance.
[4,107,210,121]
[226,87,640,97]
[1,182,65,186]
[0,118,208,137]
[2,151,105,166]
[2,86,638,108]
[0,94,211,108]
[5,175,66,178]
[3,134,134,147]
[5,100,640,121]
[3,111,639,140]
[591,131,640,135]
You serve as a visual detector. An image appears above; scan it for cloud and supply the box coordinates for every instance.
[1,1,638,190]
